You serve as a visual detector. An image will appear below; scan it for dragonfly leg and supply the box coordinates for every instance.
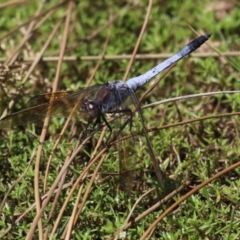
[101,114,112,144]
[108,108,133,134]
[84,114,112,144]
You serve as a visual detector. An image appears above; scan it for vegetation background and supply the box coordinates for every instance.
[0,0,240,239]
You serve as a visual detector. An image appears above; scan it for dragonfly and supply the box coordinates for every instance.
[0,34,211,189]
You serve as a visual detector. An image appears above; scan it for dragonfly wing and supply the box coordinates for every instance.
[0,98,81,129]
[119,135,139,192]
[0,85,102,129]
[113,87,142,192]
[27,91,74,107]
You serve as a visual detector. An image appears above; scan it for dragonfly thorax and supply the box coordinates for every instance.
[93,81,132,113]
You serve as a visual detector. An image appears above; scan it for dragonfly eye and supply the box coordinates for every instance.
[79,100,100,118]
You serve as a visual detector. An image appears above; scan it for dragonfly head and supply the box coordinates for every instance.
[79,99,101,120]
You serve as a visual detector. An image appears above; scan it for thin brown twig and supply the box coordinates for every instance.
[0,0,67,42]
[49,17,112,239]
[111,110,240,146]
[45,19,113,237]
[122,181,190,232]
[0,19,65,119]
[50,171,87,239]
[86,17,113,86]
[33,19,65,240]
[0,149,36,214]
[41,5,74,192]
[26,126,100,239]
[5,2,45,66]
[122,0,152,81]
[51,4,129,56]
[0,51,239,63]
[140,160,240,239]
[124,0,165,189]
[113,187,155,240]
[65,153,107,240]
[0,179,73,238]
[41,2,76,239]
[49,146,108,239]
[0,0,33,8]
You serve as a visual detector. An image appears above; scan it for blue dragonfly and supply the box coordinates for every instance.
[0,34,211,190]
[0,34,211,130]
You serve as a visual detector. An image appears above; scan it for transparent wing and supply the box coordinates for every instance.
[113,88,143,192]
[119,133,139,192]
[0,85,102,129]
[118,88,165,192]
